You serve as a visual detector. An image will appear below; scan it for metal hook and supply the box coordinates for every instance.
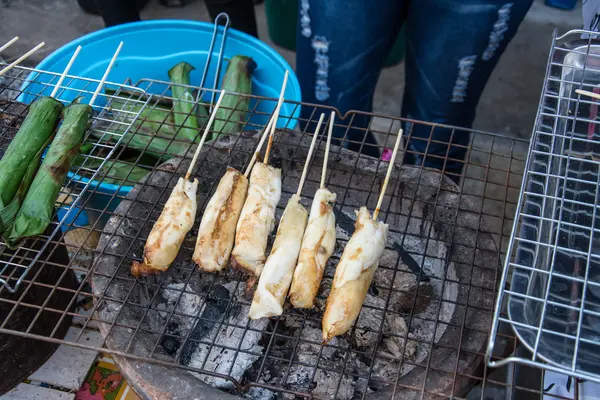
[196,12,230,112]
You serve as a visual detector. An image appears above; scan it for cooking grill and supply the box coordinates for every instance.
[0,64,148,293]
[0,66,531,398]
[487,29,600,386]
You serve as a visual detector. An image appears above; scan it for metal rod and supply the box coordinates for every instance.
[89,41,123,106]
[297,113,325,196]
[0,42,44,76]
[185,90,226,180]
[0,36,19,53]
[50,45,82,99]
[195,12,230,109]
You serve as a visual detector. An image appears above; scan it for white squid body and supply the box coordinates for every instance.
[289,188,337,308]
[249,194,308,319]
[322,206,388,343]
[193,167,249,272]
[131,177,198,277]
[231,162,282,278]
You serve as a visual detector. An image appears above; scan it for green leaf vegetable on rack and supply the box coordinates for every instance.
[90,56,257,185]
[0,97,64,232]
[213,55,257,136]
[168,61,203,142]
[4,101,92,247]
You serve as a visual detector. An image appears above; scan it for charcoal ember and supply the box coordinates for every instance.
[244,386,275,400]
[287,367,354,400]
[390,273,434,314]
[380,314,417,361]
[285,324,352,399]
[185,282,268,389]
[354,294,386,349]
[178,284,230,365]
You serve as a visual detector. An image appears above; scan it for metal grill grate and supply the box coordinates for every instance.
[0,64,148,293]
[487,29,600,387]
[0,72,530,398]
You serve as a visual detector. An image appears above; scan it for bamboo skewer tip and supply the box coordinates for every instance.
[89,41,123,107]
[244,113,276,177]
[320,111,335,189]
[575,88,600,101]
[263,71,289,165]
[0,41,45,77]
[373,128,403,221]
[50,45,82,99]
[185,90,226,180]
[0,36,19,54]
[296,113,326,197]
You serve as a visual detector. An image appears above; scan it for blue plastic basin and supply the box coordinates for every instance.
[19,20,300,229]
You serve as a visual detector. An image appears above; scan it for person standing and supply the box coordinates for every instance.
[296,0,534,182]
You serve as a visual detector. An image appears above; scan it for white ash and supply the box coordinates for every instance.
[187,282,268,389]
[162,283,202,331]
[283,324,354,399]
[244,387,275,400]
[380,314,417,360]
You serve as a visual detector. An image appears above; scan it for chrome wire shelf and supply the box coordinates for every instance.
[487,29,600,384]
[0,64,148,293]
[0,70,530,398]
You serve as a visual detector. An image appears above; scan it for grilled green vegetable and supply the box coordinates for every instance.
[4,103,92,246]
[103,88,208,159]
[213,55,257,136]
[0,97,63,231]
[73,154,150,185]
[168,62,201,142]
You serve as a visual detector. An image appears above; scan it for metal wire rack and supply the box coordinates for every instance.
[0,64,148,293]
[487,29,600,386]
[0,70,531,398]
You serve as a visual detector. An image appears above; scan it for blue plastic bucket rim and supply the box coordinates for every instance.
[24,19,301,196]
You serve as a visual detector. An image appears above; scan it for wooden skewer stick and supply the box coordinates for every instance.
[320,111,335,189]
[0,36,19,54]
[185,90,226,180]
[263,70,289,165]
[296,113,326,197]
[244,113,276,178]
[373,128,403,221]
[89,41,123,107]
[50,45,82,99]
[0,42,45,77]
[575,89,600,101]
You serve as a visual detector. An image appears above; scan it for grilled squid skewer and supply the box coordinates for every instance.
[249,194,308,319]
[131,90,226,278]
[193,167,248,272]
[231,162,282,278]
[131,177,198,277]
[322,207,388,343]
[322,126,402,343]
[289,187,337,308]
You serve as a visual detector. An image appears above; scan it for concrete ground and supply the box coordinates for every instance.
[0,1,587,399]
[0,0,583,141]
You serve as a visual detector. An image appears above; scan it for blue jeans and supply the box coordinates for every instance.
[296,0,533,178]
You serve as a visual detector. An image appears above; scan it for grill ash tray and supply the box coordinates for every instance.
[508,43,600,375]
[93,129,498,399]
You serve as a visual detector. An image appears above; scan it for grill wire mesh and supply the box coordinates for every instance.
[487,29,600,396]
[0,64,539,399]
[0,64,148,293]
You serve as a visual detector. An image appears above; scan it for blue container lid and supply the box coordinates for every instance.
[20,19,301,195]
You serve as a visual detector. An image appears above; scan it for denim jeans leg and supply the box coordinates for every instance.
[402,0,533,180]
[296,0,406,157]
